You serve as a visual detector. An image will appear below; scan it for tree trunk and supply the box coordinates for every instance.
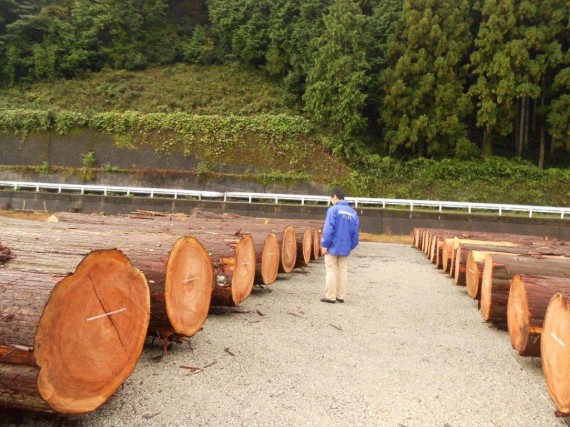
[515,97,521,155]
[541,291,570,415]
[518,97,525,157]
[538,79,546,169]
[523,97,530,152]
[482,129,492,156]
[507,275,570,357]
[480,254,570,328]
[0,249,149,413]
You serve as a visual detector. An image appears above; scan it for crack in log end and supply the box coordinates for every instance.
[87,273,129,359]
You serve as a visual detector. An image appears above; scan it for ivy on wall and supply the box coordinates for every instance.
[0,109,348,179]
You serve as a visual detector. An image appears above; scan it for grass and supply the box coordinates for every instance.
[0,63,298,115]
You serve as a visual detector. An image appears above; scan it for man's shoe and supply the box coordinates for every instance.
[336,298,344,303]
[320,298,336,304]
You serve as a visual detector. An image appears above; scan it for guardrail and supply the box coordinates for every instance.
[0,180,568,219]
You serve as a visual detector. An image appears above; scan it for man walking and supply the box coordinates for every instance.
[320,188,359,303]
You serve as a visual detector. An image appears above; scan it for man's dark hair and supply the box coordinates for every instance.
[330,188,345,200]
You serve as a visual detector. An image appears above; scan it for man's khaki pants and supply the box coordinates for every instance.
[324,254,348,301]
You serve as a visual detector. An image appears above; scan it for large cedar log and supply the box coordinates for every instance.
[1,216,213,343]
[294,227,312,268]
[55,211,256,306]
[508,275,570,357]
[541,292,570,415]
[204,233,256,307]
[56,212,280,285]
[312,228,321,260]
[480,254,570,328]
[456,243,569,288]
[0,249,149,413]
[277,225,297,273]
[441,232,557,275]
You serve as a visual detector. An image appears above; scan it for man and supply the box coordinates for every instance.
[320,188,359,303]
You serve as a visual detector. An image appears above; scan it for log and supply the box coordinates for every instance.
[205,233,256,307]
[295,227,312,268]
[441,232,557,274]
[457,243,570,289]
[480,254,570,327]
[541,291,570,415]
[312,228,321,260]
[508,275,570,357]
[1,215,213,343]
[53,213,256,307]
[278,225,297,273]
[0,249,149,413]
[252,232,279,285]
[56,212,280,285]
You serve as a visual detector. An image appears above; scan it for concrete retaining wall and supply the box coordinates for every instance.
[2,190,568,240]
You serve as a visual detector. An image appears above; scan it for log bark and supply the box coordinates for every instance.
[0,248,149,413]
[541,291,570,415]
[1,215,213,343]
[507,275,570,357]
[480,254,570,328]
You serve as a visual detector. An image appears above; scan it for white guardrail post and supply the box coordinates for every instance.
[0,180,567,219]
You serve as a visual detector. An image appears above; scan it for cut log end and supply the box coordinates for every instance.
[295,227,312,268]
[279,226,297,273]
[301,227,312,266]
[542,292,570,414]
[507,275,531,355]
[165,236,213,337]
[479,255,494,321]
[230,233,256,305]
[312,229,321,260]
[260,233,279,285]
[34,249,150,414]
[465,251,482,299]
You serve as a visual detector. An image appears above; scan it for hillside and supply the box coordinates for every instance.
[0,64,298,115]
[0,65,568,207]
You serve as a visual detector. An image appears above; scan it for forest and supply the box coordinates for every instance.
[0,0,568,170]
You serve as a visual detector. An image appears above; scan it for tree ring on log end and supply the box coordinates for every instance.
[542,292,570,414]
[507,275,530,353]
[165,237,213,337]
[231,234,256,305]
[480,255,494,321]
[280,226,297,273]
[260,233,279,285]
[34,250,150,414]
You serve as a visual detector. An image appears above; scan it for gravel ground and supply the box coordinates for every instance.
[2,242,569,427]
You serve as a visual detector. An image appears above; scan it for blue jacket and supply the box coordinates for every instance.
[320,200,359,256]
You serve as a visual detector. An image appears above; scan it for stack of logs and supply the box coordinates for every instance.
[0,210,323,414]
[413,227,570,416]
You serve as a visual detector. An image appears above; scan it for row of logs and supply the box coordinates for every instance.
[0,211,323,414]
[413,227,570,416]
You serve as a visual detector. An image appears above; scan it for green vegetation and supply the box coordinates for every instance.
[345,156,570,206]
[0,0,568,207]
[0,64,297,115]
